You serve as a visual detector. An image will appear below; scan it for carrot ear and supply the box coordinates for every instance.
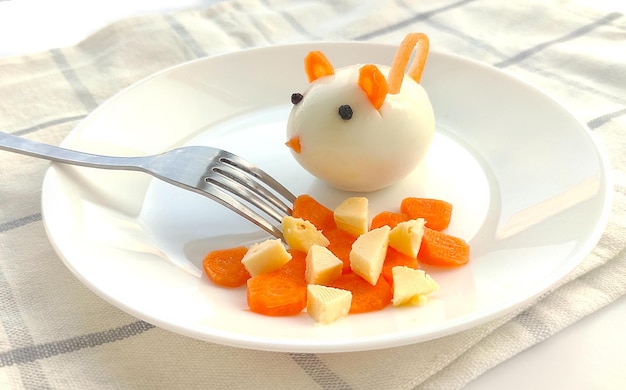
[387,33,430,94]
[358,64,389,110]
[304,51,335,83]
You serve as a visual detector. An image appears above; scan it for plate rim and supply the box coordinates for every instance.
[41,41,613,353]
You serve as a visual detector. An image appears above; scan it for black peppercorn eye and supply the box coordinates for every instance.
[338,105,353,120]
[291,93,304,105]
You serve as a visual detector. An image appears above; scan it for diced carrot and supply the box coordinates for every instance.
[324,228,357,273]
[279,249,307,280]
[400,197,453,231]
[418,228,470,267]
[381,247,419,284]
[370,211,410,230]
[358,64,389,110]
[292,194,337,232]
[329,272,392,314]
[387,33,430,93]
[202,246,250,288]
[246,270,307,316]
[304,51,335,82]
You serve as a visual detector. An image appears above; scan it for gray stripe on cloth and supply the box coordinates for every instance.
[259,0,322,40]
[50,49,99,111]
[512,304,552,342]
[290,353,352,389]
[415,10,626,106]
[164,14,207,58]
[0,213,42,233]
[422,17,509,59]
[13,115,86,137]
[587,107,626,130]
[512,249,626,345]
[231,1,275,44]
[354,0,480,40]
[0,320,155,367]
[0,258,52,388]
[203,5,258,48]
[416,252,626,389]
[504,62,626,107]
[495,12,623,68]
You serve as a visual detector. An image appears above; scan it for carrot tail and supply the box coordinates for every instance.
[387,33,430,94]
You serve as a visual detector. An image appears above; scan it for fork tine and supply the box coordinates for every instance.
[204,150,298,241]
[211,163,293,217]
[218,152,297,205]
[201,183,285,240]
[148,146,296,240]
[205,173,287,224]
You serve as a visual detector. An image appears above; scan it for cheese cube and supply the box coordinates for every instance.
[305,245,343,285]
[241,239,292,276]
[391,266,439,306]
[307,284,352,324]
[388,218,426,258]
[334,197,369,236]
[349,225,390,285]
[282,216,330,253]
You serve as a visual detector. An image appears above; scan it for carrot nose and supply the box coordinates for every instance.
[285,136,301,153]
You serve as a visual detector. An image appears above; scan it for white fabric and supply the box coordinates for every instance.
[0,1,624,388]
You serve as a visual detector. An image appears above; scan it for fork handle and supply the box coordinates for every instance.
[0,131,144,171]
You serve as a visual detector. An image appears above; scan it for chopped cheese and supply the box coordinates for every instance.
[349,225,390,285]
[305,245,343,285]
[391,266,439,306]
[282,216,330,252]
[307,284,352,324]
[241,239,292,276]
[334,197,369,236]
[388,218,426,258]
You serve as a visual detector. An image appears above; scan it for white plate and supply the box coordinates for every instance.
[41,42,611,353]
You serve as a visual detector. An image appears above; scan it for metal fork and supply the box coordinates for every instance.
[0,131,295,240]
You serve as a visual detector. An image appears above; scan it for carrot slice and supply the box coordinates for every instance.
[304,51,335,83]
[418,228,470,267]
[329,272,392,313]
[381,247,419,284]
[324,228,357,273]
[202,246,250,288]
[358,64,389,110]
[247,270,307,316]
[387,33,430,93]
[370,211,410,230]
[280,249,308,280]
[400,197,453,231]
[292,194,336,232]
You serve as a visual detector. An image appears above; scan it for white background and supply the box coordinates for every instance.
[1,1,625,388]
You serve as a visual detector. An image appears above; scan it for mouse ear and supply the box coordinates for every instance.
[304,51,335,82]
[358,64,389,110]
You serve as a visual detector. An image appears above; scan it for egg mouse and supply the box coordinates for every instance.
[286,33,435,192]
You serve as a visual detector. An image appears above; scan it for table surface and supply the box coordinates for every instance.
[1,1,624,388]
